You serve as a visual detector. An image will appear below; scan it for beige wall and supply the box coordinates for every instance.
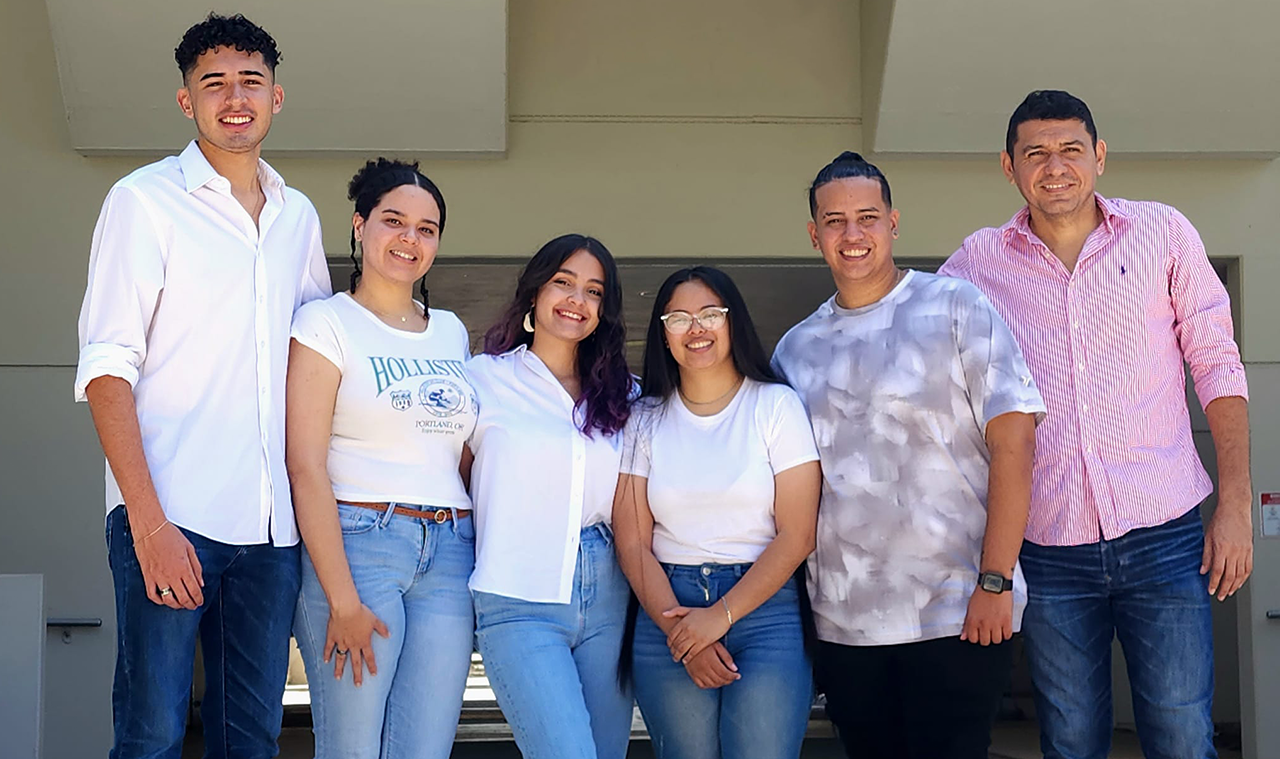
[3,0,1277,754]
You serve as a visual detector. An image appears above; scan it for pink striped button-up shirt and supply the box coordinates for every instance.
[939,194,1248,546]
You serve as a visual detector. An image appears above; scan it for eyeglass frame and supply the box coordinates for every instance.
[658,306,730,334]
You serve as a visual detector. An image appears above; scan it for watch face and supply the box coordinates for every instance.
[980,573,1006,593]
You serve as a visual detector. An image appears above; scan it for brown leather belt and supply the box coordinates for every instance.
[343,501,471,524]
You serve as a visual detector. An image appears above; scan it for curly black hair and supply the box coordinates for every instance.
[174,13,281,79]
[347,158,447,308]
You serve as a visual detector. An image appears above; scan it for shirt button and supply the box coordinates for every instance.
[1074,321,1080,328]
[1086,445,1093,453]
[1078,363,1085,371]
[1082,404,1088,413]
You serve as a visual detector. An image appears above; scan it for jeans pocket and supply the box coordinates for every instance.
[109,507,143,570]
[335,504,380,536]
[454,514,476,543]
[105,507,116,551]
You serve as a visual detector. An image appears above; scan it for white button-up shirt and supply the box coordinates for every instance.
[75,141,332,546]
[466,346,625,603]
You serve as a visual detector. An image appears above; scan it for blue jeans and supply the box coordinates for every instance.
[473,524,632,759]
[294,503,476,759]
[1021,505,1215,759]
[105,505,300,759]
[632,564,812,759]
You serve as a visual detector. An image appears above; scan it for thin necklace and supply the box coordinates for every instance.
[680,376,743,406]
[355,294,423,324]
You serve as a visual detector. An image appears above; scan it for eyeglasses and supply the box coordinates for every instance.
[659,306,729,334]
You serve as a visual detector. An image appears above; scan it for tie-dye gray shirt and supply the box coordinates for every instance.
[772,270,1046,646]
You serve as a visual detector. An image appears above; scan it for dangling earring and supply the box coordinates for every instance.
[523,310,535,333]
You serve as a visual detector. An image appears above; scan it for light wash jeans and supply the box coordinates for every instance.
[294,503,476,759]
[632,563,813,759]
[1021,505,1216,759]
[473,524,633,759]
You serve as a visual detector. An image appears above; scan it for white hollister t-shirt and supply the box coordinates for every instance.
[620,378,820,565]
[772,270,1047,647]
[290,292,477,508]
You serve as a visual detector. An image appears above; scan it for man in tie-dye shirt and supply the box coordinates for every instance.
[772,152,1045,759]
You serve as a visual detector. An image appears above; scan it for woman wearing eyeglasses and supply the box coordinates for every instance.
[613,266,822,759]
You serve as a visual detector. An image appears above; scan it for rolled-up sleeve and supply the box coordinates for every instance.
[1167,210,1249,409]
[74,186,166,401]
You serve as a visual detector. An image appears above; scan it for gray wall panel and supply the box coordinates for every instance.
[0,367,116,759]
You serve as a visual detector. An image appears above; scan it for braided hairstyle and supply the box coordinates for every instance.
[347,158,447,309]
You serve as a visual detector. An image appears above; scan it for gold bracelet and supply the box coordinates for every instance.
[135,519,170,545]
[721,596,733,626]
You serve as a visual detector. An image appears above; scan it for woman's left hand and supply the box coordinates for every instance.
[663,604,732,663]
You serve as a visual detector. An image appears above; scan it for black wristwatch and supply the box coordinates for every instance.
[977,571,1013,594]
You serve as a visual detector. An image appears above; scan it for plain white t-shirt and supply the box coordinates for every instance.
[290,292,476,509]
[620,378,819,565]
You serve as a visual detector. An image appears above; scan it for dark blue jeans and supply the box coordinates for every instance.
[106,505,301,759]
[1021,505,1215,759]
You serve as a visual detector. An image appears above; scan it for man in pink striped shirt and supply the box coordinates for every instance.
[940,90,1253,759]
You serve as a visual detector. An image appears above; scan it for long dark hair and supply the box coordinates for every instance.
[347,158,446,309]
[482,234,631,437]
[639,266,781,401]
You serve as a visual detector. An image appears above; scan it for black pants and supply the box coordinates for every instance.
[818,636,1014,759]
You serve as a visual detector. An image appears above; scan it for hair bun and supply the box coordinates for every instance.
[347,157,422,201]
[833,150,866,164]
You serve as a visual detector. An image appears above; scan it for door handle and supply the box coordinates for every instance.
[46,617,103,628]
[1266,610,1280,620]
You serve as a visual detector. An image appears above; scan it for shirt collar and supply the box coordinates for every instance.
[177,139,287,200]
[1000,192,1131,242]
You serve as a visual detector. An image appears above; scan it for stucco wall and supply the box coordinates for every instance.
[2,0,1275,755]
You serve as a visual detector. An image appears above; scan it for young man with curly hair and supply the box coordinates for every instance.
[75,14,331,758]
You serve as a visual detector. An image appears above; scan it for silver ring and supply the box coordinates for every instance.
[158,587,173,597]
[335,648,349,656]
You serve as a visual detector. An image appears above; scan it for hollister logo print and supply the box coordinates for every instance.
[368,356,467,396]
[420,379,466,417]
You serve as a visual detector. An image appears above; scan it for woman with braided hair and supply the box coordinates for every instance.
[286,158,478,758]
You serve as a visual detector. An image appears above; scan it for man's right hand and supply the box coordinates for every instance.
[135,523,204,609]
